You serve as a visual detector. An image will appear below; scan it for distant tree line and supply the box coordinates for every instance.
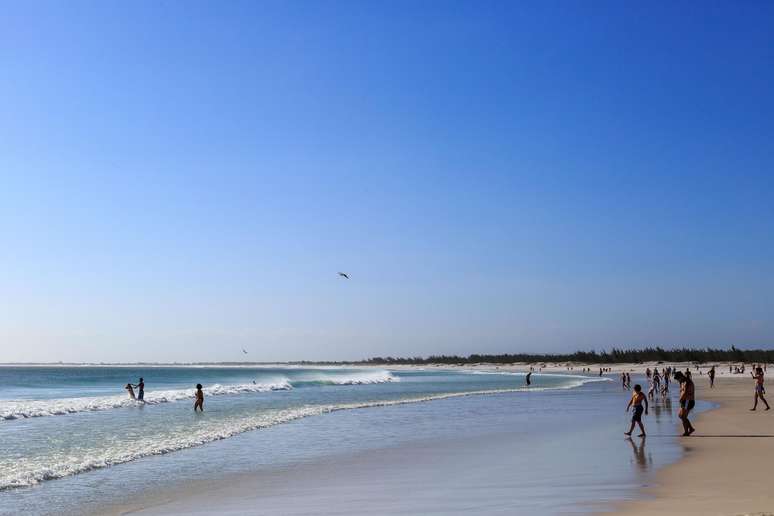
[295,347,774,365]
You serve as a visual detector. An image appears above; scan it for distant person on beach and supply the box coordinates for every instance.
[646,368,651,379]
[662,372,670,396]
[132,378,145,402]
[708,366,716,388]
[526,371,532,386]
[625,384,648,437]
[194,384,204,412]
[621,372,627,390]
[750,367,770,411]
[599,368,603,377]
[626,373,632,389]
[674,371,696,436]
[125,383,136,400]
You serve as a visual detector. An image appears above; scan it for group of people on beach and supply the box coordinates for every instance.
[626,364,770,438]
[644,366,671,398]
[124,377,206,412]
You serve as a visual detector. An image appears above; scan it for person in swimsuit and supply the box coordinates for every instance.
[194,383,204,412]
[625,384,649,437]
[525,371,532,386]
[674,371,696,436]
[125,383,136,400]
[750,367,770,411]
[132,377,145,402]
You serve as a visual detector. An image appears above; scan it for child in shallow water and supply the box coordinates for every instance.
[125,383,136,400]
[625,384,648,437]
[194,384,204,412]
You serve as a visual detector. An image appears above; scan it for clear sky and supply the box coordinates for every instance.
[1,1,773,363]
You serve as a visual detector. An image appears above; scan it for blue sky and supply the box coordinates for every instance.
[1,1,772,362]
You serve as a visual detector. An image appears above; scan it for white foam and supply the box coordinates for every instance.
[299,370,398,385]
[0,370,399,422]
[0,381,291,421]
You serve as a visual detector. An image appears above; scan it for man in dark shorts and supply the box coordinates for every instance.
[674,371,695,436]
[132,377,145,402]
[625,384,649,437]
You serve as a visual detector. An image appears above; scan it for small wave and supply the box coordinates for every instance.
[0,381,291,421]
[0,370,397,422]
[295,370,398,386]
[464,370,613,382]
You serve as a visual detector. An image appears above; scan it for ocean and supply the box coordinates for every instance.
[0,366,692,515]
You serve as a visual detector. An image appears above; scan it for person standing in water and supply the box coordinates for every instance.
[750,367,770,411]
[674,371,696,436]
[132,377,145,402]
[194,384,204,412]
[525,371,532,386]
[125,383,136,400]
[625,384,649,437]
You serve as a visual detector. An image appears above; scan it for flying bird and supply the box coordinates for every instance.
[242,348,248,354]
[338,272,350,279]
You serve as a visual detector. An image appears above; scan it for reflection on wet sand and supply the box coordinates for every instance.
[652,397,672,419]
[627,436,652,471]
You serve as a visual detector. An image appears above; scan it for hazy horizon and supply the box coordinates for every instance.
[2,2,773,363]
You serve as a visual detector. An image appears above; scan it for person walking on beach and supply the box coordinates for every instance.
[708,366,716,388]
[525,371,532,386]
[132,377,145,402]
[194,384,204,412]
[750,367,770,411]
[674,371,695,436]
[625,384,648,437]
[621,372,627,390]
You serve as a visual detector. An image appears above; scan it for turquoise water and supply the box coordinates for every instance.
[0,366,688,515]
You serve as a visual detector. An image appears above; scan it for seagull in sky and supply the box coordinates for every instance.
[242,348,248,354]
[338,272,350,279]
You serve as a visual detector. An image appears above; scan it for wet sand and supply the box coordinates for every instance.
[617,374,774,515]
